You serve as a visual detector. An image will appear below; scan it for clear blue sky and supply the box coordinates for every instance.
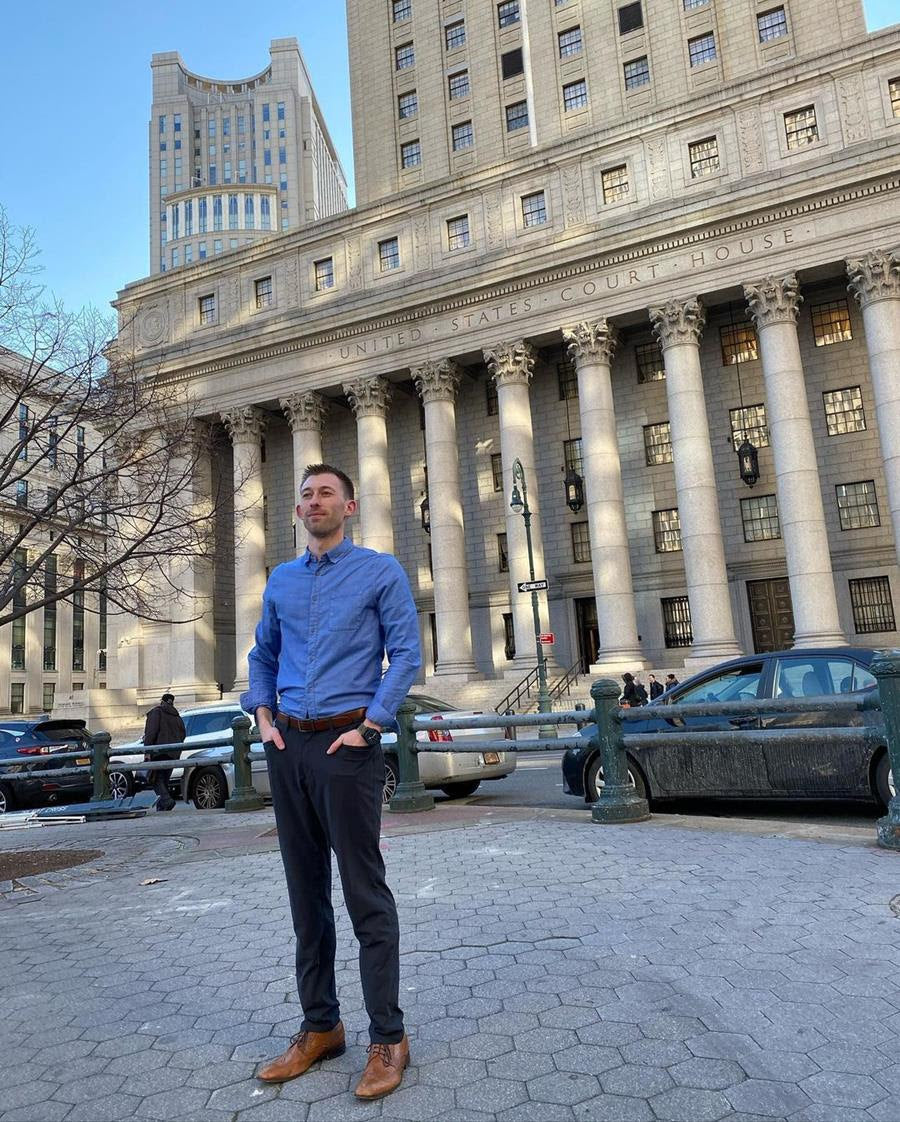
[0,1,896,320]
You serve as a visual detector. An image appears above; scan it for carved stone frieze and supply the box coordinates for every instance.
[563,321,618,366]
[646,135,671,202]
[484,191,504,249]
[346,238,362,290]
[736,107,765,175]
[847,249,900,308]
[837,73,870,145]
[483,340,536,387]
[413,359,461,404]
[137,303,170,348]
[649,298,706,349]
[221,405,268,445]
[343,375,392,418]
[561,162,586,229]
[744,274,802,328]
[280,391,328,433]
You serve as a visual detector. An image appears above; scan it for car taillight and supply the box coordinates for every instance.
[427,715,453,743]
[17,745,52,756]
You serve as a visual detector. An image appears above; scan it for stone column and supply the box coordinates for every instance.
[483,340,551,671]
[343,376,394,554]
[649,298,741,664]
[563,321,646,672]
[413,359,478,677]
[745,274,844,646]
[281,391,328,556]
[221,406,268,692]
[847,249,900,568]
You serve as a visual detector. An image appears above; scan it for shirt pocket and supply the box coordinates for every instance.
[323,594,365,634]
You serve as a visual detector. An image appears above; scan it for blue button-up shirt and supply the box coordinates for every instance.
[239,538,421,728]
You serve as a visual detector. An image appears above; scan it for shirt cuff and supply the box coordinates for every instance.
[239,690,277,717]
[365,700,394,728]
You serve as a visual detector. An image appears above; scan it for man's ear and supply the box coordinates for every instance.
[345,498,358,516]
[295,502,303,519]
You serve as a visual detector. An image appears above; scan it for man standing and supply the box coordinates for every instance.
[665,673,680,692]
[142,692,185,811]
[649,674,663,701]
[241,464,421,1101]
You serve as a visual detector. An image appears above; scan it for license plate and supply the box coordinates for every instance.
[482,752,500,765]
[76,757,90,766]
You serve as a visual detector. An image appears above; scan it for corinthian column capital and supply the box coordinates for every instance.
[846,249,900,308]
[221,405,268,445]
[483,340,536,387]
[343,375,392,419]
[649,297,706,350]
[412,359,462,404]
[743,274,803,328]
[280,391,328,434]
[563,320,618,366]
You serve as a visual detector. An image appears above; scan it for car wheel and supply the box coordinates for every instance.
[874,752,895,810]
[586,755,648,803]
[108,770,134,800]
[382,755,399,806]
[0,783,15,814]
[440,780,481,799]
[191,767,227,810]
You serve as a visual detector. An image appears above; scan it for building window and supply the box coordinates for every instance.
[741,494,780,542]
[824,386,866,435]
[618,2,643,34]
[653,508,682,553]
[730,403,770,451]
[601,164,629,204]
[401,139,422,168]
[486,378,499,416]
[688,32,717,67]
[503,613,516,660]
[228,193,239,229]
[16,480,28,508]
[643,422,673,465]
[497,1,520,28]
[636,341,665,382]
[501,48,524,79]
[244,195,254,228]
[491,453,504,492]
[558,26,583,57]
[757,6,788,41]
[10,683,24,715]
[689,136,720,178]
[159,115,166,133]
[498,532,509,572]
[557,359,578,400]
[315,258,335,291]
[72,558,84,673]
[811,300,853,346]
[563,437,584,479]
[198,293,216,325]
[521,190,547,227]
[836,480,880,530]
[785,105,818,149]
[662,596,693,648]
[849,576,895,634]
[42,681,55,712]
[683,0,709,5]
[449,70,470,99]
[260,197,271,230]
[452,121,474,151]
[445,19,466,48]
[720,322,758,365]
[624,56,650,89]
[395,43,415,70]
[563,80,588,112]
[506,100,529,132]
[43,556,57,671]
[572,522,591,563]
[392,0,411,20]
[11,548,26,671]
[398,90,418,119]
[447,215,470,250]
[890,77,900,118]
[379,237,401,271]
[255,276,273,309]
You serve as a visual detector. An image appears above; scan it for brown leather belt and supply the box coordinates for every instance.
[276,707,366,733]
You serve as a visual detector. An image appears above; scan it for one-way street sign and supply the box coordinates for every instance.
[517,579,549,592]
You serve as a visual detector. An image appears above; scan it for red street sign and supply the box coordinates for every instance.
[540,633,555,645]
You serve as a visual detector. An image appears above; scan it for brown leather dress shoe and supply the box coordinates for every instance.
[354,1035,410,1100]
[257,1023,346,1083]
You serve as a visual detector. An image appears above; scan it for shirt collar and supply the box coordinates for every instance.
[302,537,354,566]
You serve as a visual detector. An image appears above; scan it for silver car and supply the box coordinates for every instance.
[179,693,516,809]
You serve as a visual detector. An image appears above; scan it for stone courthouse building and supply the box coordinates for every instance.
[107,0,900,713]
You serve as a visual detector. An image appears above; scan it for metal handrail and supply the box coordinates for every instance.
[494,664,540,715]
[548,658,581,704]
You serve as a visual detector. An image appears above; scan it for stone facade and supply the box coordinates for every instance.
[109,4,900,711]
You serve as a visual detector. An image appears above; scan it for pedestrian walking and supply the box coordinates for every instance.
[665,673,680,691]
[649,674,663,701]
[142,693,185,811]
[621,672,646,707]
[242,463,421,1101]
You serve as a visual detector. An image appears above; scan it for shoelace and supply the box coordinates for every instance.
[366,1042,394,1066]
[290,1030,309,1048]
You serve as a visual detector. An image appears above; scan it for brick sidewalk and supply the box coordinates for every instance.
[1,808,898,1122]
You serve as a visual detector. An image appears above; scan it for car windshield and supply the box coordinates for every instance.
[676,664,765,705]
[409,694,459,713]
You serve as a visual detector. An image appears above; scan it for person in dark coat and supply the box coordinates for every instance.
[621,672,645,707]
[143,693,186,811]
[665,673,680,692]
[649,674,663,701]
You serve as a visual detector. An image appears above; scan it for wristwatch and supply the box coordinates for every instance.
[356,723,382,747]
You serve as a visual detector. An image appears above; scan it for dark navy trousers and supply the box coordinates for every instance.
[264,720,403,1043]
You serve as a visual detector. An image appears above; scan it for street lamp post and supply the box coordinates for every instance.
[509,457,556,739]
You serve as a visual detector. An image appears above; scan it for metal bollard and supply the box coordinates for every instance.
[224,716,264,813]
[387,700,434,813]
[90,732,112,803]
[871,651,900,850]
[589,678,650,825]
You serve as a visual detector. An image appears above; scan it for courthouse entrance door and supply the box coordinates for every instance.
[575,598,599,672]
[747,578,795,652]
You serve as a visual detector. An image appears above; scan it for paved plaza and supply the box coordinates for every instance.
[1,803,899,1122]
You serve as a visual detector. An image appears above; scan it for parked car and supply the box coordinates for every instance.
[562,647,894,807]
[180,693,516,810]
[0,719,94,814]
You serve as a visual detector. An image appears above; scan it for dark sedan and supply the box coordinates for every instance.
[0,720,94,814]
[563,647,894,808]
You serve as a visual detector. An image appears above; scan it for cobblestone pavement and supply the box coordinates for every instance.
[1,807,899,1122]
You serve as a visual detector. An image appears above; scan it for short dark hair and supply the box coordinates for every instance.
[161,692,175,703]
[300,463,355,501]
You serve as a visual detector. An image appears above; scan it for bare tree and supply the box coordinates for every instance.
[0,206,227,630]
